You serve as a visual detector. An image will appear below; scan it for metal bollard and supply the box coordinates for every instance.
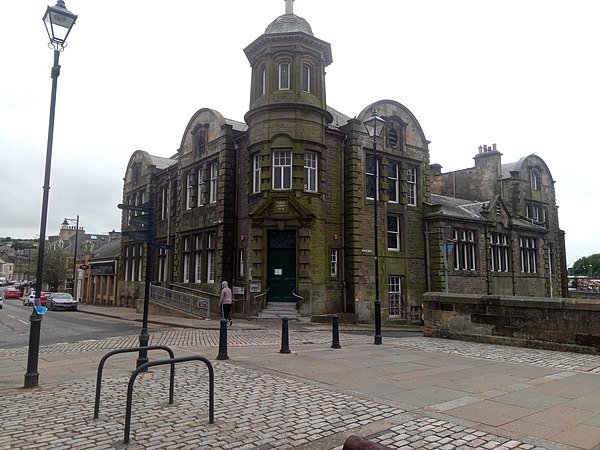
[217,319,229,360]
[279,317,291,354]
[331,314,341,349]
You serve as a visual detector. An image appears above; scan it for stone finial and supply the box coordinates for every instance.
[285,0,294,14]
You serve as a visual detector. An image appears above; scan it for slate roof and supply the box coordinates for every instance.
[90,236,121,261]
[500,156,528,180]
[150,155,177,170]
[428,194,489,221]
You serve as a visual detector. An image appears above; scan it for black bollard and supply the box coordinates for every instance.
[217,319,229,360]
[280,317,291,354]
[331,314,341,349]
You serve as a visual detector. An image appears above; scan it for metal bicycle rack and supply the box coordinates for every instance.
[94,345,176,420]
[123,355,215,445]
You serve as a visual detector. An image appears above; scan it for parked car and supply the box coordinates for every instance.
[46,292,77,311]
[24,291,49,307]
[4,287,20,299]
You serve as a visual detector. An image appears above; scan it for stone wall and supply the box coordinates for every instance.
[422,292,600,354]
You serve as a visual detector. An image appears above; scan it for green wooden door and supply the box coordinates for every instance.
[267,230,296,302]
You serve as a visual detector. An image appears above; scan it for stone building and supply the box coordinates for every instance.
[427,146,567,297]
[119,2,567,324]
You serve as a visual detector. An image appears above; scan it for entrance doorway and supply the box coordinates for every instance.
[267,230,296,302]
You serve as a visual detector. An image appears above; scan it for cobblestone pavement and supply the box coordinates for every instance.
[3,329,598,449]
[5,328,600,374]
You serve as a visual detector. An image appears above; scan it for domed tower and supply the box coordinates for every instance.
[240,1,338,308]
[243,0,333,133]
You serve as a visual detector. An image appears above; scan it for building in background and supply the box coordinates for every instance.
[119,3,567,324]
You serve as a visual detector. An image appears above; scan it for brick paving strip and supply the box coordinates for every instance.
[1,330,589,449]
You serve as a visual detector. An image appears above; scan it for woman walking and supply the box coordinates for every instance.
[219,280,233,326]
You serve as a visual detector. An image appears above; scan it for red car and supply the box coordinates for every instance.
[4,287,20,299]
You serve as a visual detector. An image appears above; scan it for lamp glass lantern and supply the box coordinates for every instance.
[43,0,78,48]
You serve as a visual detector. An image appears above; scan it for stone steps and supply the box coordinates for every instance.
[252,302,300,321]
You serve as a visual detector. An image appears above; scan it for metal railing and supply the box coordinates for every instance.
[146,284,211,319]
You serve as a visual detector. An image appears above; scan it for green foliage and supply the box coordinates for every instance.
[12,240,36,251]
[573,254,600,277]
[28,245,68,291]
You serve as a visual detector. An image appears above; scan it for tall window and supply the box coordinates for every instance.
[260,66,266,96]
[490,233,510,272]
[182,237,190,283]
[387,215,400,250]
[453,229,477,271]
[330,249,338,277]
[206,232,216,283]
[197,167,205,207]
[366,155,379,200]
[239,249,245,278]
[388,163,399,203]
[407,166,417,206]
[279,62,290,90]
[209,162,218,203]
[193,128,206,154]
[159,186,168,220]
[253,154,261,194]
[273,150,292,190]
[388,276,405,319]
[530,169,541,191]
[520,237,537,273]
[304,151,318,192]
[194,234,202,282]
[186,173,193,210]
[137,243,144,281]
[158,245,168,282]
[124,247,130,282]
[301,63,311,92]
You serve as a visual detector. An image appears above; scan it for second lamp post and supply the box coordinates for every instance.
[364,110,386,345]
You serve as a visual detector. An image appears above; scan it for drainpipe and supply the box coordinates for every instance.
[340,133,348,313]
[424,221,431,292]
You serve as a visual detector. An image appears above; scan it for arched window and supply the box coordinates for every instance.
[279,62,290,90]
[530,169,541,191]
[259,66,266,96]
[302,63,311,92]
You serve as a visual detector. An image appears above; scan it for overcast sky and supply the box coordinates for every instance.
[1,0,597,266]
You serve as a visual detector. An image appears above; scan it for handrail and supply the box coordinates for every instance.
[254,287,269,299]
[255,287,269,309]
[94,346,175,420]
[123,355,215,444]
[292,289,303,310]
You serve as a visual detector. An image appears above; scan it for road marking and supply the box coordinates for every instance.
[18,319,28,325]
[8,315,15,319]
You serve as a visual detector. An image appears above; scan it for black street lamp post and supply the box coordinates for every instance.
[62,215,80,298]
[25,0,77,389]
[117,201,154,370]
[364,110,386,346]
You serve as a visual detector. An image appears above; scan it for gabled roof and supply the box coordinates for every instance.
[427,194,489,221]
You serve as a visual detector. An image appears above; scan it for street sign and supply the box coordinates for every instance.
[79,264,89,270]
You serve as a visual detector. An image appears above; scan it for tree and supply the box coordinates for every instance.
[28,245,68,291]
[573,254,600,277]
